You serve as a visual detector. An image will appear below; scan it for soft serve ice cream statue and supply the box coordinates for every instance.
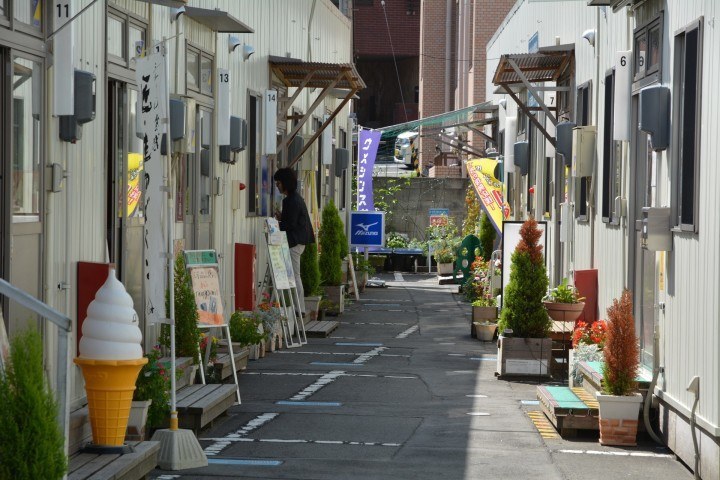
[79,267,143,360]
[74,266,148,447]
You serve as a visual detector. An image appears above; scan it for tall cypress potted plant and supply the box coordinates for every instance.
[319,201,346,313]
[301,243,323,321]
[160,254,202,382]
[596,290,642,446]
[496,217,551,377]
[0,330,67,480]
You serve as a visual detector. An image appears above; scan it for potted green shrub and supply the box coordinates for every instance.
[352,254,376,293]
[596,290,642,446]
[160,254,201,383]
[319,200,346,313]
[427,217,460,275]
[301,243,323,321]
[0,329,67,480]
[229,311,266,359]
[543,277,586,323]
[496,217,551,377]
[130,345,173,439]
[478,211,497,260]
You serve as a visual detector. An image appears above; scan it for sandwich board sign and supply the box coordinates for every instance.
[350,211,385,247]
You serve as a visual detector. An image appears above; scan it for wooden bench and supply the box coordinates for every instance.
[68,441,159,480]
[213,347,250,381]
[304,320,339,338]
[537,385,599,438]
[173,384,237,433]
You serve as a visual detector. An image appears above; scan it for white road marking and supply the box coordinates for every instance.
[203,437,401,448]
[273,350,409,358]
[396,325,419,338]
[394,273,404,281]
[290,370,345,400]
[354,346,388,364]
[555,449,674,459]
[204,413,279,456]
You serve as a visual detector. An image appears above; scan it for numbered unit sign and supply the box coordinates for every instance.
[264,90,278,155]
[53,0,75,116]
[217,68,231,145]
[614,51,632,141]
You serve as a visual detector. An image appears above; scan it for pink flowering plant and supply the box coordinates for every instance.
[462,256,501,306]
[255,292,283,339]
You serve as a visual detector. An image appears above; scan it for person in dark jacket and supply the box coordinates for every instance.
[274,167,315,315]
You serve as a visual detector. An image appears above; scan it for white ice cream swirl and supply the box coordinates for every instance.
[78,269,143,360]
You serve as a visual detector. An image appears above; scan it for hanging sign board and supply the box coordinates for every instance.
[429,208,450,227]
[350,211,385,247]
[184,250,224,326]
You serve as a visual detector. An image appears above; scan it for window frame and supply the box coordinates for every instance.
[186,42,214,98]
[106,6,147,71]
[601,68,622,225]
[632,12,663,91]
[671,17,703,233]
[574,80,592,222]
[246,92,261,216]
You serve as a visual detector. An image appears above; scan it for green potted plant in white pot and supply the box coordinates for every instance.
[596,289,642,446]
[319,201,347,313]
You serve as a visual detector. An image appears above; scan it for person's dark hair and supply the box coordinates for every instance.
[273,167,297,194]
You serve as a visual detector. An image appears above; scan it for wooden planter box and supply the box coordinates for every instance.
[496,336,552,377]
[437,262,454,275]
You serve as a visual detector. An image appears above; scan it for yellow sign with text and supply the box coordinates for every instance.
[467,158,509,234]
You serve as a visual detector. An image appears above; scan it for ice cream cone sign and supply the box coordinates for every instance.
[74,267,147,447]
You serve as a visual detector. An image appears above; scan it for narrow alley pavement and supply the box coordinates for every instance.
[151,274,693,480]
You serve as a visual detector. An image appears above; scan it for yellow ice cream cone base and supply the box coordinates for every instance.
[74,357,148,447]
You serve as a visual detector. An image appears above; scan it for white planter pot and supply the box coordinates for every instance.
[304,296,322,321]
[596,392,643,446]
[437,262,454,275]
[474,321,497,342]
[126,400,152,440]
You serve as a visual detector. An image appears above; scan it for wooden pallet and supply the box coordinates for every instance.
[537,385,599,438]
[174,384,237,433]
[304,320,339,338]
[68,441,159,480]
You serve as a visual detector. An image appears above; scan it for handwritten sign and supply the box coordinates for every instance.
[136,49,168,324]
[280,237,296,288]
[268,245,291,290]
[189,267,224,325]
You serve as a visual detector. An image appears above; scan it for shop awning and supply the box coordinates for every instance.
[184,6,254,33]
[492,45,574,146]
[270,57,366,167]
[377,101,494,140]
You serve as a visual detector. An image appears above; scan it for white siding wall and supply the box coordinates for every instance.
[42,0,352,405]
[488,0,720,429]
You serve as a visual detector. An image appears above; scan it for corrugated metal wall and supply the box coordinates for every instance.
[487,0,719,429]
[39,0,352,406]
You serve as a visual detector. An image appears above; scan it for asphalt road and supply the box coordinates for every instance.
[151,273,693,480]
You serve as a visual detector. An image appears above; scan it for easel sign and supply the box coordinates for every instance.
[183,249,241,403]
[184,250,224,326]
[267,244,291,290]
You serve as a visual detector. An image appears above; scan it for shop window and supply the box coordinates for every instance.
[14,0,42,30]
[633,13,663,88]
[107,8,147,69]
[672,18,703,232]
[187,45,213,96]
[575,81,592,222]
[601,69,621,224]
[11,58,42,221]
[247,94,260,215]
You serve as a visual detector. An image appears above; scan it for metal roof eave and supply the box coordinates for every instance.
[492,46,574,85]
[183,6,254,33]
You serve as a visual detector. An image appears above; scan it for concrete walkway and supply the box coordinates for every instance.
[152,273,692,480]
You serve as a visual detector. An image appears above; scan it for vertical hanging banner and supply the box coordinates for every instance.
[356,128,381,211]
[264,90,277,155]
[53,0,75,115]
[467,158,508,234]
[136,50,168,324]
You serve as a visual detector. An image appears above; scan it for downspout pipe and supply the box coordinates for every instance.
[444,0,452,112]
